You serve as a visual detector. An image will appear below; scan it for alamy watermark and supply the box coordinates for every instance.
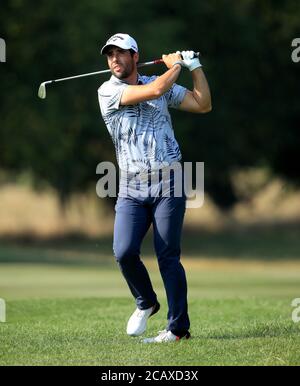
[0,38,6,62]
[96,161,204,209]
[291,298,300,323]
[0,298,6,322]
[291,38,300,63]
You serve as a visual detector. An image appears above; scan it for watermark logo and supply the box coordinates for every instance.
[96,161,204,209]
[0,38,6,62]
[0,298,6,322]
[291,298,300,323]
[183,162,204,209]
[291,38,300,63]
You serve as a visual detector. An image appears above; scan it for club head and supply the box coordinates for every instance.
[38,82,47,99]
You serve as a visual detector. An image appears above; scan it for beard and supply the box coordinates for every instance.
[111,60,135,79]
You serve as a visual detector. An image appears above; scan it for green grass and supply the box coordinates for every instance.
[1,231,300,366]
[1,297,300,366]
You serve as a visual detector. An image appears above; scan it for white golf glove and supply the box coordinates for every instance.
[176,50,202,71]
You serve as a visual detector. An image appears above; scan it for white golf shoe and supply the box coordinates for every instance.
[142,329,191,343]
[126,303,160,337]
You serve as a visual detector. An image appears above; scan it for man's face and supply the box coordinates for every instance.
[106,46,138,79]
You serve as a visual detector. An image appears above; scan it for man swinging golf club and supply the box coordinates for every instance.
[98,33,211,343]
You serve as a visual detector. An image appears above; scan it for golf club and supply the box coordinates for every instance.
[38,52,200,99]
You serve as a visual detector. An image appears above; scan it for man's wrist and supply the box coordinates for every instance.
[189,60,202,72]
[172,61,182,68]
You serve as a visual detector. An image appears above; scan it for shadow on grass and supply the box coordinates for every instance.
[0,223,299,264]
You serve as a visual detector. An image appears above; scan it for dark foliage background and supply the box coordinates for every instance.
[1,0,299,208]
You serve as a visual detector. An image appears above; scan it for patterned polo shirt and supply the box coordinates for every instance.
[98,74,187,173]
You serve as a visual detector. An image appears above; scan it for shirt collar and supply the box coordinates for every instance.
[110,73,144,85]
[137,74,144,85]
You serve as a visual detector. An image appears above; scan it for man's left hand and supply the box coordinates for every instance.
[177,50,202,71]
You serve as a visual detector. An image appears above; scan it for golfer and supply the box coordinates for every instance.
[98,33,211,343]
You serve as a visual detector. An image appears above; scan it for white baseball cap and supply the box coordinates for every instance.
[101,33,138,55]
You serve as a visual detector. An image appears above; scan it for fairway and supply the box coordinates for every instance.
[1,236,300,366]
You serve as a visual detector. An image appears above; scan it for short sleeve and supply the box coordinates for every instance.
[164,83,187,109]
[98,81,128,116]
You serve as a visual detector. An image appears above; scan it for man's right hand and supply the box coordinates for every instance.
[120,52,182,106]
[162,52,182,69]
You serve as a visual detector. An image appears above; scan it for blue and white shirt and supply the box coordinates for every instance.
[98,74,187,173]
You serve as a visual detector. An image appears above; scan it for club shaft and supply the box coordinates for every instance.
[50,69,111,83]
[46,60,162,85]
[44,52,199,85]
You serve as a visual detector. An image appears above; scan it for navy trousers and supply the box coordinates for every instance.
[113,171,190,334]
